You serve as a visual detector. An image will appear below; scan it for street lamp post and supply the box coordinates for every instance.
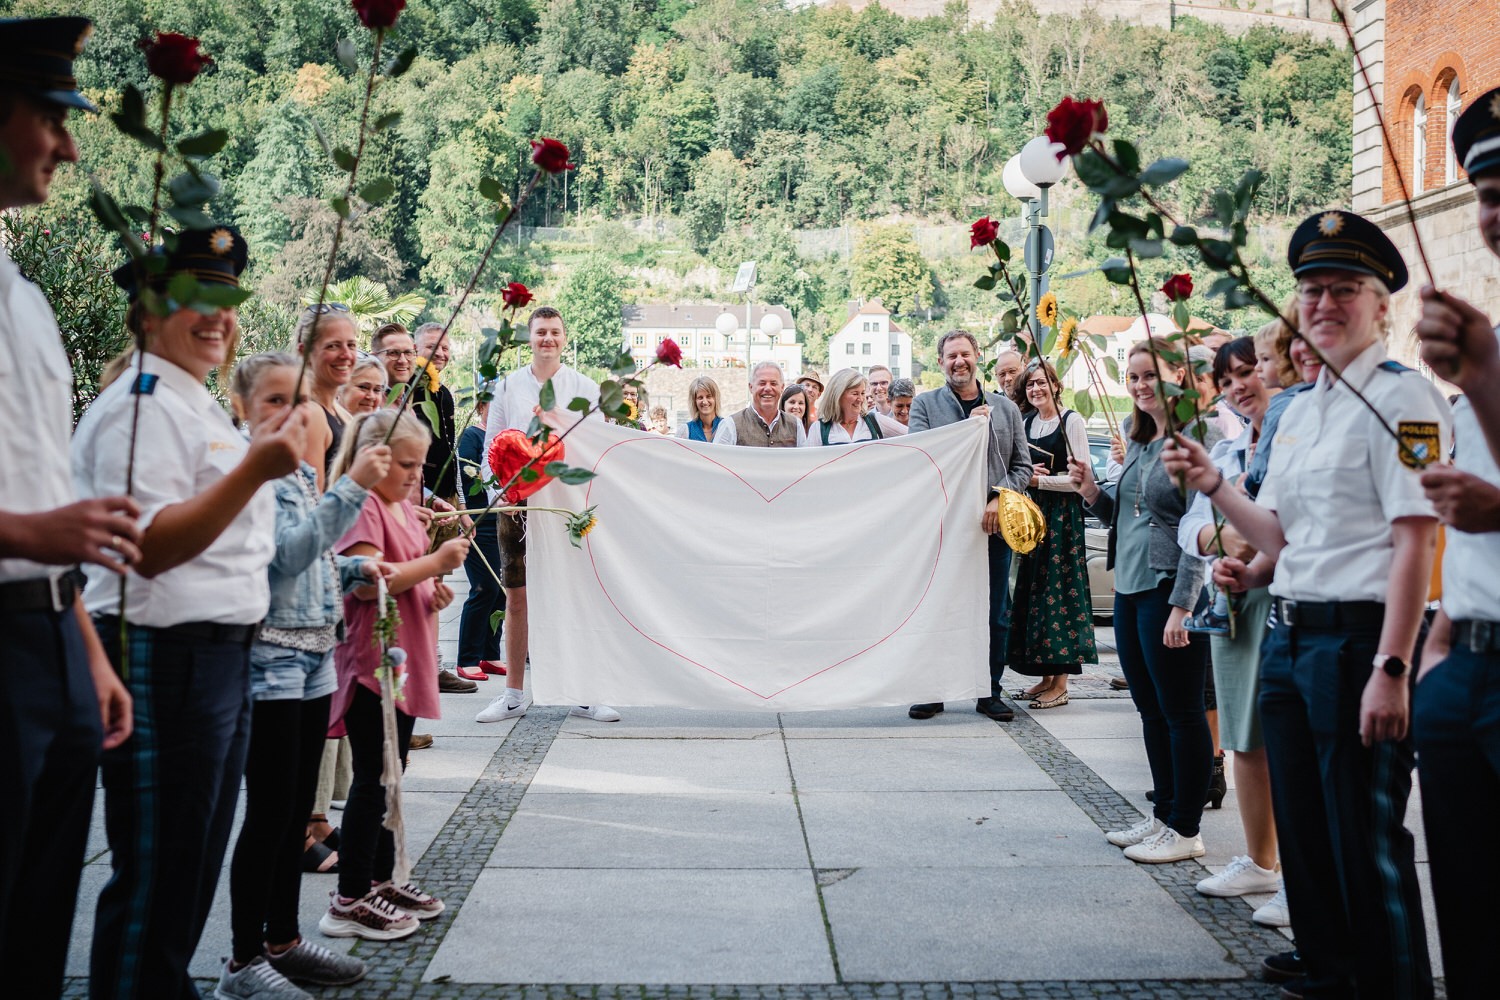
[1003,137,1067,346]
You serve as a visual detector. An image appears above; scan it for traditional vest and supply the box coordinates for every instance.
[819,413,883,446]
[687,416,723,442]
[731,406,798,447]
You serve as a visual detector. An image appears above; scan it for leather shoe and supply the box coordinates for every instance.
[908,702,944,720]
[438,669,478,693]
[975,697,1014,722]
[1260,950,1304,983]
[409,733,434,750]
[1279,981,1304,1000]
[1109,676,1129,691]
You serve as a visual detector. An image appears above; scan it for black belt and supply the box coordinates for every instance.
[92,615,259,647]
[0,569,82,614]
[1453,620,1500,655]
[1273,598,1384,629]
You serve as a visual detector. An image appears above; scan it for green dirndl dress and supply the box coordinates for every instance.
[1008,410,1097,675]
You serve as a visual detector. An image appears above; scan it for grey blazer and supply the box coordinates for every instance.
[1084,416,1222,611]
[909,386,1032,496]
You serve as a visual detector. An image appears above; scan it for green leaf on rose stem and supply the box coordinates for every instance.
[566,397,591,412]
[1040,327,1057,356]
[997,291,1015,303]
[119,84,146,129]
[384,384,405,406]
[1160,381,1184,398]
[88,185,130,234]
[336,38,359,72]
[538,378,556,412]
[1139,157,1190,187]
[1100,173,1141,200]
[1211,191,1236,227]
[1198,238,1235,268]
[417,400,440,431]
[165,205,216,229]
[608,352,635,375]
[1074,149,1114,190]
[1087,197,1115,235]
[330,196,350,219]
[478,176,504,203]
[1129,238,1164,259]
[1101,355,1120,382]
[373,111,402,132]
[1169,225,1199,248]
[359,177,396,205]
[1073,390,1094,419]
[520,467,539,483]
[384,45,418,78]
[1001,308,1021,334]
[1172,300,1191,330]
[1234,169,1265,215]
[973,275,996,291]
[489,610,504,634]
[599,380,625,414]
[168,171,219,208]
[167,272,199,305]
[468,480,484,496]
[1101,261,1133,286]
[526,416,544,437]
[1112,139,1141,175]
[176,129,230,158]
[543,461,569,476]
[1156,346,1184,365]
[1088,334,1108,352]
[1224,287,1259,310]
[557,468,597,485]
[1176,398,1200,425]
[333,147,357,172]
[189,286,253,313]
[1107,209,1148,237]
[993,240,1011,263]
[1145,212,1165,239]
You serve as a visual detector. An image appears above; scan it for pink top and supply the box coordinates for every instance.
[331,498,440,722]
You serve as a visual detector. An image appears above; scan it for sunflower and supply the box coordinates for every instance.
[1036,292,1059,329]
[1056,316,1077,358]
[624,399,640,423]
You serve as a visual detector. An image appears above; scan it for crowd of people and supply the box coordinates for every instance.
[8,15,1500,1000]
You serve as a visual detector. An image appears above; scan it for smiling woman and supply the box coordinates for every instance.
[293,306,360,484]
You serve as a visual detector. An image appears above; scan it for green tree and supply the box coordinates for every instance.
[557,253,627,369]
[851,224,933,317]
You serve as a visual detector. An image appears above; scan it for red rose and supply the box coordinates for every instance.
[351,0,406,29]
[969,216,1000,249]
[1161,273,1194,302]
[501,282,534,309]
[143,32,212,85]
[1044,96,1109,159]
[655,338,683,367]
[529,138,576,174]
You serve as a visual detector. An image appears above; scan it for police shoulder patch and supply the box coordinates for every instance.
[131,373,159,395]
[1378,360,1415,374]
[1397,421,1440,470]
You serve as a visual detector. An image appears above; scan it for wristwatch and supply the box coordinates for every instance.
[1373,654,1409,679]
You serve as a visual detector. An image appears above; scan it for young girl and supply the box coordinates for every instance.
[320,410,469,941]
[220,353,391,997]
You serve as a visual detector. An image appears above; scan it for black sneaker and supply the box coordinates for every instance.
[908,702,944,720]
[1184,609,1231,636]
[1261,950,1304,983]
[975,697,1014,722]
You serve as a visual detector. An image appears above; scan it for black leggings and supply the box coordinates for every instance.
[337,685,415,901]
[228,694,331,963]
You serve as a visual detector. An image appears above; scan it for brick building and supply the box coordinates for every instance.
[1353,0,1500,362]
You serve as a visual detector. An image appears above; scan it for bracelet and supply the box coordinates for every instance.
[1203,470,1226,498]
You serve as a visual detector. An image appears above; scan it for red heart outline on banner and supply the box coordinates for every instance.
[581,437,952,699]
[487,428,565,503]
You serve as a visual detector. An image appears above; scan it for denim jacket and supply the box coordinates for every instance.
[264,463,370,629]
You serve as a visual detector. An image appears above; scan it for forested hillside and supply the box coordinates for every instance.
[6,0,1352,378]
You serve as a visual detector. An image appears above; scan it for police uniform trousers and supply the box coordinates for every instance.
[0,605,101,998]
[1259,618,1432,1000]
[1413,638,1500,1000]
[90,621,254,1000]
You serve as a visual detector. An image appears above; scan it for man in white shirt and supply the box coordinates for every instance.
[476,307,619,724]
[728,361,806,447]
[0,19,138,996]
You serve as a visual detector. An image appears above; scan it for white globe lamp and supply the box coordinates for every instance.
[1002,154,1039,202]
[1019,136,1068,188]
[759,311,784,343]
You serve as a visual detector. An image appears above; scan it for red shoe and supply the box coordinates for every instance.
[480,660,507,675]
[455,666,488,681]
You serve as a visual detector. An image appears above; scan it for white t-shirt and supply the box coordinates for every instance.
[482,363,601,494]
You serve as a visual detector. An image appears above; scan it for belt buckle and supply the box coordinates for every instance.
[1281,599,1298,627]
[1474,621,1494,654]
[47,573,69,613]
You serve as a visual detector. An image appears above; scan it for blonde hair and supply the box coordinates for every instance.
[816,368,868,425]
[329,409,430,484]
[294,308,358,354]
[230,351,299,403]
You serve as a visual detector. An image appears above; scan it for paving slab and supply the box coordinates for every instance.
[798,789,1126,869]
[489,790,806,869]
[555,705,782,740]
[785,736,1055,792]
[529,736,792,794]
[780,706,1003,738]
[1018,698,1146,740]
[822,866,1243,982]
[425,868,835,984]
[403,735,508,792]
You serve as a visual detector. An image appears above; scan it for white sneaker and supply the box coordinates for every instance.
[476,691,531,723]
[1123,826,1206,863]
[570,704,621,722]
[317,891,419,942]
[1252,884,1291,927]
[216,956,311,1000]
[1105,815,1164,848]
[1196,855,1281,897]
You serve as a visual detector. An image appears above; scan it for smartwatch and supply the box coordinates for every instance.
[1373,654,1409,679]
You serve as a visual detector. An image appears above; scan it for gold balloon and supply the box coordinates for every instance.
[996,488,1047,554]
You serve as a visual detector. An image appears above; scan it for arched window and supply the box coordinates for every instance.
[1413,93,1427,194]
[1446,78,1462,184]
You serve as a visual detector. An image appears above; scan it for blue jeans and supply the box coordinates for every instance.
[987,534,1012,697]
[1114,580,1211,837]
[1414,642,1500,1000]
[1259,621,1431,1000]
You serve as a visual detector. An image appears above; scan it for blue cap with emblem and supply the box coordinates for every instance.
[0,17,97,113]
[1286,209,1408,293]
[112,225,249,302]
[1452,86,1500,182]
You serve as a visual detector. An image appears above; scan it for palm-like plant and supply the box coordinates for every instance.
[306,275,426,334]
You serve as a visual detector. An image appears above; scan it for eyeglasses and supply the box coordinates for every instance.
[1024,377,1052,389]
[378,349,417,358]
[1296,281,1370,304]
[302,302,351,315]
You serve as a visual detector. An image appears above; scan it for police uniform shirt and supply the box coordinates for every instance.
[1440,334,1500,622]
[71,353,276,626]
[0,243,77,585]
[1256,340,1450,602]
[481,363,600,493]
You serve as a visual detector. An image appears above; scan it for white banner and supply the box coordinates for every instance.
[527,417,990,711]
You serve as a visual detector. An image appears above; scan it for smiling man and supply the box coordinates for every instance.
[906,331,1031,722]
[728,360,806,447]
